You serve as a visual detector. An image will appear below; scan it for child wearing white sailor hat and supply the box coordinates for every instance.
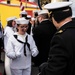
[6,17,39,75]
[15,17,29,32]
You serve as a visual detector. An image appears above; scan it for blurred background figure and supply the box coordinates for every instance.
[33,10,40,26]
[27,15,31,20]
[26,15,32,34]
[30,17,36,36]
[0,21,4,63]
[19,10,28,19]
[4,16,17,75]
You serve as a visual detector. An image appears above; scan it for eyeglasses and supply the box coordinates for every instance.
[19,26,28,28]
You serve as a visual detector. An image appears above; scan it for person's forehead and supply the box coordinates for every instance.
[19,24,28,26]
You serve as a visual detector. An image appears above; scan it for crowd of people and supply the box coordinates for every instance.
[0,0,75,75]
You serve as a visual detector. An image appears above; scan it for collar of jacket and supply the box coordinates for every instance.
[55,20,75,34]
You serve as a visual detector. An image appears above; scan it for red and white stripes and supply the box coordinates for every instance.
[20,0,25,11]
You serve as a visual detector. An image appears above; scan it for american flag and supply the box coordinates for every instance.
[19,0,38,11]
[19,0,25,11]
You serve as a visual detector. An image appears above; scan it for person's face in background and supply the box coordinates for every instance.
[19,14,22,18]
[12,20,17,28]
[37,15,42,23]
[19,14,27,19]
[17,24,28,35]
[30,19,35,26]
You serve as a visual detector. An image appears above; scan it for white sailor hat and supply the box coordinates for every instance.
[31,17,35,21]
[15,17,29,24]
[38,10,49,15]
[27,15,31,18]
[7,16,17,21]
[20,10,27,15]
[44,2,72,10]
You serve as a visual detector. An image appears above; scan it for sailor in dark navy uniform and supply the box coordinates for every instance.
[32,10,56,66]
[38,1,75,75]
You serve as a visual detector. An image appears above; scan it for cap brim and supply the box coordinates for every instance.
[44,2,72,10]
[7,17,17,21]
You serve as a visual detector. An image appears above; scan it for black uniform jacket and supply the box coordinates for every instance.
[40,20,75,75]
[32,20,56,66]
[27,22,31,34]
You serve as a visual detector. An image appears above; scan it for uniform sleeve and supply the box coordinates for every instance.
[6,29,14,38]
[30,36,39,57]
[40,35,69,75]
[4,27,14,50]
[5,37,16,59]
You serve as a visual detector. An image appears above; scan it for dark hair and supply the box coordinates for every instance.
[35,12,38,16]
[16,24,20,31]
[7,20,13,27]
[21,14,27,19]
[34,12,38,18]
[52,7,72,23]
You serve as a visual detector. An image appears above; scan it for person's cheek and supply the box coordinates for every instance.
[21,29,25,32]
